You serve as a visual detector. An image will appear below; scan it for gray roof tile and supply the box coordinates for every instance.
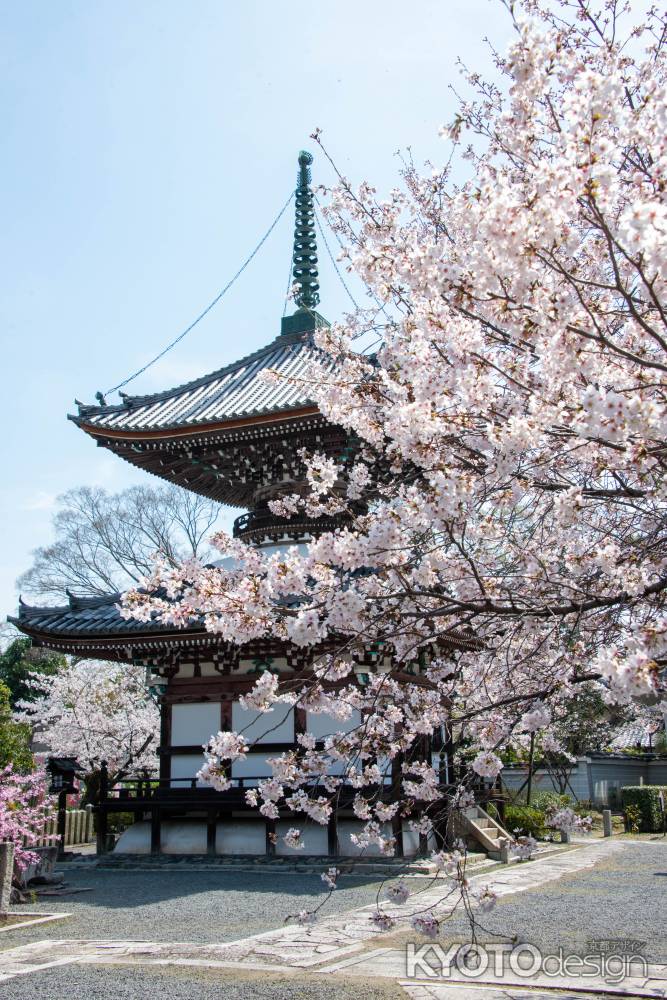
[72,326,330,434]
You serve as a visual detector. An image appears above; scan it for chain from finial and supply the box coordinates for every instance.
[292,150,320,310]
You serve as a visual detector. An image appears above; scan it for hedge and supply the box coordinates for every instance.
[504,805,547,839]
[621,786,667,832]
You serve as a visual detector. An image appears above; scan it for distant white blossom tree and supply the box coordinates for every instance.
[16,661,159,799]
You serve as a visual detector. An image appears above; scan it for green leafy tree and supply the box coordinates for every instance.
[0,639,65,707]
[0,680,32,772]
[551,686,632,757]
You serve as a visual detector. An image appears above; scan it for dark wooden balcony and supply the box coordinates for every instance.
[233,506,350,543]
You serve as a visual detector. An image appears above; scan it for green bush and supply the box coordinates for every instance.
[624,804,641,834]
[504,805,547,839]
[654,731,667,755]
[621,786,667,832]
[532,791,571,812]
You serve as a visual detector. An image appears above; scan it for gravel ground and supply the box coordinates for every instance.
[1,843,665,999]
[0,964,405,1000]
[417,841,667,962]
[0,868,393,947]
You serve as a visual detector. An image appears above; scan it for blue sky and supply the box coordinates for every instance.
[1,1,512,620]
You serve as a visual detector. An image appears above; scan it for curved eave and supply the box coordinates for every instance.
[69,403,322,442]
[9,612,481,661]
[8,615,218,659]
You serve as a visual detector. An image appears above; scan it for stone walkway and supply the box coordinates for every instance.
[1,840,665,998]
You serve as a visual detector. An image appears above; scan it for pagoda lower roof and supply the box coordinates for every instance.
[71,322,329,439]
[9,592,217,659]
[9,591,482,661]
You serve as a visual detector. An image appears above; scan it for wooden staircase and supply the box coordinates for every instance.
[457,805,512,860]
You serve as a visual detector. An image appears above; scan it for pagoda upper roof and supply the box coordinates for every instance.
[72,317,329,439]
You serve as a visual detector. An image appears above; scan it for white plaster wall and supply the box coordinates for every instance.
[161,821,208,854]
[114,820,151,854]
[230,753,274,781]
[113,817,428,858]
[402,828,436,857]
[275,821,328,855]
[216,822,266,855]
[305,709,361,740]
[337,820,393,856]
[170,753,206,786]
[232,702,294,743]
[171,703,221,746]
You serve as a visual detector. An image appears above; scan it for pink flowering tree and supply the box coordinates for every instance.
[16,660,159,801]
[124,1,667,932]
[0,766,56,876]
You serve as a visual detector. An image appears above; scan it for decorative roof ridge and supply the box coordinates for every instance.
[15,591,123,619]
[70,323,328,422]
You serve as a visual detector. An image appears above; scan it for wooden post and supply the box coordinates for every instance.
[526,733,535,806]
[391,755,404,858]
[266,818,276,856]
[327,811,338,857]
[57,790,68,858]
[206,810,217,856]
[85,805,94,843]
[150,807,161,854]
[96,761,109,855]
[159,702,171,784]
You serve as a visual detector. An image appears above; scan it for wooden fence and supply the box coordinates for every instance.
[28,807,95,848]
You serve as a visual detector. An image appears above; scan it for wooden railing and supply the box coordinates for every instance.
[101,773,394,805]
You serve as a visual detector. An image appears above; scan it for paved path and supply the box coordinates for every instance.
[2,839,665,997]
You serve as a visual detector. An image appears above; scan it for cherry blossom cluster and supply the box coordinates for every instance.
[0,766,56,872]
[124,0,667,935]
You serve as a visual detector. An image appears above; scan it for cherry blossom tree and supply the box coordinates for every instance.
[124,0,667,931]
[0,766,56,875]
[16,661,159,801]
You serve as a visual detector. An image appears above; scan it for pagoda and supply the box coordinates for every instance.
[12,152,476,858]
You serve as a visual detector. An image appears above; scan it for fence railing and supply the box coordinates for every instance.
[27,806,95,848]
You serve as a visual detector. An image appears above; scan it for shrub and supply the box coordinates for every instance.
[532,791,571,813]
[504,805,547,839]
[621,786,667,832]
[624,804,641,834]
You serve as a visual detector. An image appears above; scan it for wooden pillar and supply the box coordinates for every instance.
[206,810,217,856]
[266,818,276,856]
[150,807,161,855]
[159,702,171,785]
[57,789,68,858]
[95,807,108,855]
[219,698,232,731]
[390,755,404,858]
[526,733,536,806]
[327,811,338,857]
[294,707,307,738]
[96,761,109,855]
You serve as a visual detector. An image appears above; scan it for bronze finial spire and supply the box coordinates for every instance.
[291,150,320,310]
